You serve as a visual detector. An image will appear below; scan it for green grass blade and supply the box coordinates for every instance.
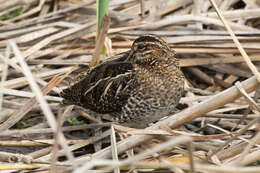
[97,0,109,33]
[96,0,109,55]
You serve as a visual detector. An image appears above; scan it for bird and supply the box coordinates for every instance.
[60,35,184,128]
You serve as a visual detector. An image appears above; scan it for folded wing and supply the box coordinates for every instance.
[60,59,137,114]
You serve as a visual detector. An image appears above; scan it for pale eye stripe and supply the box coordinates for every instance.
[147,42,163,46]
[141,50,152,55]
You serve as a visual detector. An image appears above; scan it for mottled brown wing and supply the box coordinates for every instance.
[60,51,132,106]
[71,50,131,85]
[79,61,137,113]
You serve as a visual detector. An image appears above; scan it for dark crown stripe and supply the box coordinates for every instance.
[133,35,163,44]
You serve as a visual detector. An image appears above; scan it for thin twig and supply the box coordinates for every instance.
[0,45,10,110]
[187,141,195,173]
[206,115,260,160]
[90,15,111,66]
[209,0,260,83]
[111,125,120,173]
[9,40,76,167]
[11,40,60,133]
[74,136,192,172]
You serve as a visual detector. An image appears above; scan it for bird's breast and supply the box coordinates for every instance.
[133,64,184,108]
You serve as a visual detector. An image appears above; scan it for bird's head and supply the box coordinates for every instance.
[128,35,176,65]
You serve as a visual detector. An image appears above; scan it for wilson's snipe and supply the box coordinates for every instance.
[60,35,184,128]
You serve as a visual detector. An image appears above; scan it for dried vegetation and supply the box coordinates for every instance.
[0,0,260,172]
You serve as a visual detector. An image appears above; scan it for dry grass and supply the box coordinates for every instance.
[0,0,260,172]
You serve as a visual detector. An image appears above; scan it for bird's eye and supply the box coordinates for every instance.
[137,44,145,50]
